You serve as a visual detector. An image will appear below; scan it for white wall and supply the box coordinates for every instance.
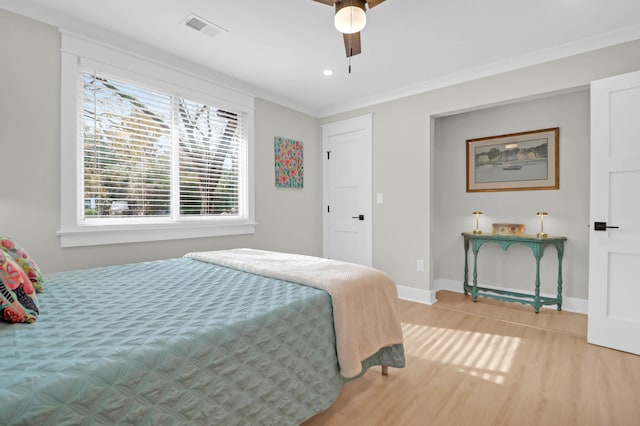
[4,7,640,302]
[434,91,590,299]
[0,9,322,273]
[322,40,640,303]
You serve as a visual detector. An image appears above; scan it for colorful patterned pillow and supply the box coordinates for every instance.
[0,250,39,323]
[0,235,44,293]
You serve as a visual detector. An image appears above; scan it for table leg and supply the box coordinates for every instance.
[472,244,479,302]
[534,256,541,313]
[556,242,564,311]
[463,237,469,295]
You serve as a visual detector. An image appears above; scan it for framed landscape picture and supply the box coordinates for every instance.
[466,127,559,192]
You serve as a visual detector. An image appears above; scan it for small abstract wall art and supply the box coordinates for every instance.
[275,136,303,188]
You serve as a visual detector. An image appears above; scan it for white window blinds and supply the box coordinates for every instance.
[82,71,245,221]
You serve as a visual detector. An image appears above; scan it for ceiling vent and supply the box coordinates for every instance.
[184,14,227,39]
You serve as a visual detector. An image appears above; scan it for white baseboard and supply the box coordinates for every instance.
[430,278,588,314]
[432,278,462,294]
[396,284,437,305]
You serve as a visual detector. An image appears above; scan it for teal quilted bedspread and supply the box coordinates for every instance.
[0,258,404,425]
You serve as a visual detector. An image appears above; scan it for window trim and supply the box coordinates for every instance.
[58,32,255,247]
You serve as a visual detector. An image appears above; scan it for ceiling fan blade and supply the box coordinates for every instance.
[343,32,362,57]
[366,0,385,8]
[312,0,336,5]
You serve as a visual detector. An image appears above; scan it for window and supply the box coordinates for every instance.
[82,72,243,221]
[59,33,255,247]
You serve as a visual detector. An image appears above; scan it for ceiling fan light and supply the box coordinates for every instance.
[334,2,367,34]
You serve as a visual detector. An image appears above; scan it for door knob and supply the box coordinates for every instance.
[352,214,365,221]
[594,221,619,231]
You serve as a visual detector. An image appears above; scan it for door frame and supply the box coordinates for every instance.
[322,114,373,265]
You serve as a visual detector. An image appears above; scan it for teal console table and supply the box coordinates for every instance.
[462,232,567,313]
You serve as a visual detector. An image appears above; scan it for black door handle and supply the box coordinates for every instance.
[594,221,619,231]
[352,214,365,221]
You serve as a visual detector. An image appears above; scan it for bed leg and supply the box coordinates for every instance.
[382,365,388,375]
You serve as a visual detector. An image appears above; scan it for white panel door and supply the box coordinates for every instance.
[322,115,372,266]
[588,70,640,355]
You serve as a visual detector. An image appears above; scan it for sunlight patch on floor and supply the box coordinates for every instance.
[402,322,521,384]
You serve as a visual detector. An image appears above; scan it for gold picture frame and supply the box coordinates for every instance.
[466,127,559,192]
[492,223,525,235]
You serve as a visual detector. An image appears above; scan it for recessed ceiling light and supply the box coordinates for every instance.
[323,69,334,76]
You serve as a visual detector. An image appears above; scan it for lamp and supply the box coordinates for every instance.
[536,212,548,238]
[472,211,483,234]
[334,0,367,34]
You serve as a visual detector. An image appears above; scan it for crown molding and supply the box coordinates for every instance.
[317,24,640,118]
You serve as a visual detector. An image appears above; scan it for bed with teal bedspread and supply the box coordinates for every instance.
[0,257,404,425]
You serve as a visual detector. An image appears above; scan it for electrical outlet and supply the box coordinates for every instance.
[416,259,424,272]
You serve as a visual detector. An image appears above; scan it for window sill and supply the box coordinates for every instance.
[57,222,256,247]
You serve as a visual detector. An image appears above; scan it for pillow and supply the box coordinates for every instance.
[0,251,39,323]
[0,234,44,293]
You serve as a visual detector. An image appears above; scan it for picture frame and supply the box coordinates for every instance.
[274,136,304,188]
[466,127,559,192]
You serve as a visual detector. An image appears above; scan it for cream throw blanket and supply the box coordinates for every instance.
[185,249,404,378]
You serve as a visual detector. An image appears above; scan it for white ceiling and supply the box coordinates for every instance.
[3,0,640,117]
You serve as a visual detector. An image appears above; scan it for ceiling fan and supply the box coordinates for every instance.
[313,0,386,58]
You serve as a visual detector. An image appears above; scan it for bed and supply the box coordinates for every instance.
[0,249,405,425]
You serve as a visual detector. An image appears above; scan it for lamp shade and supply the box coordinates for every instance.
[334,1,367,34]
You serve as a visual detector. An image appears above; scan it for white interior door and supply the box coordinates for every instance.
[322,114,372,266]
[588,70,640,355]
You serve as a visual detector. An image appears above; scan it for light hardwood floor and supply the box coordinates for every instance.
[303,291,640,426]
